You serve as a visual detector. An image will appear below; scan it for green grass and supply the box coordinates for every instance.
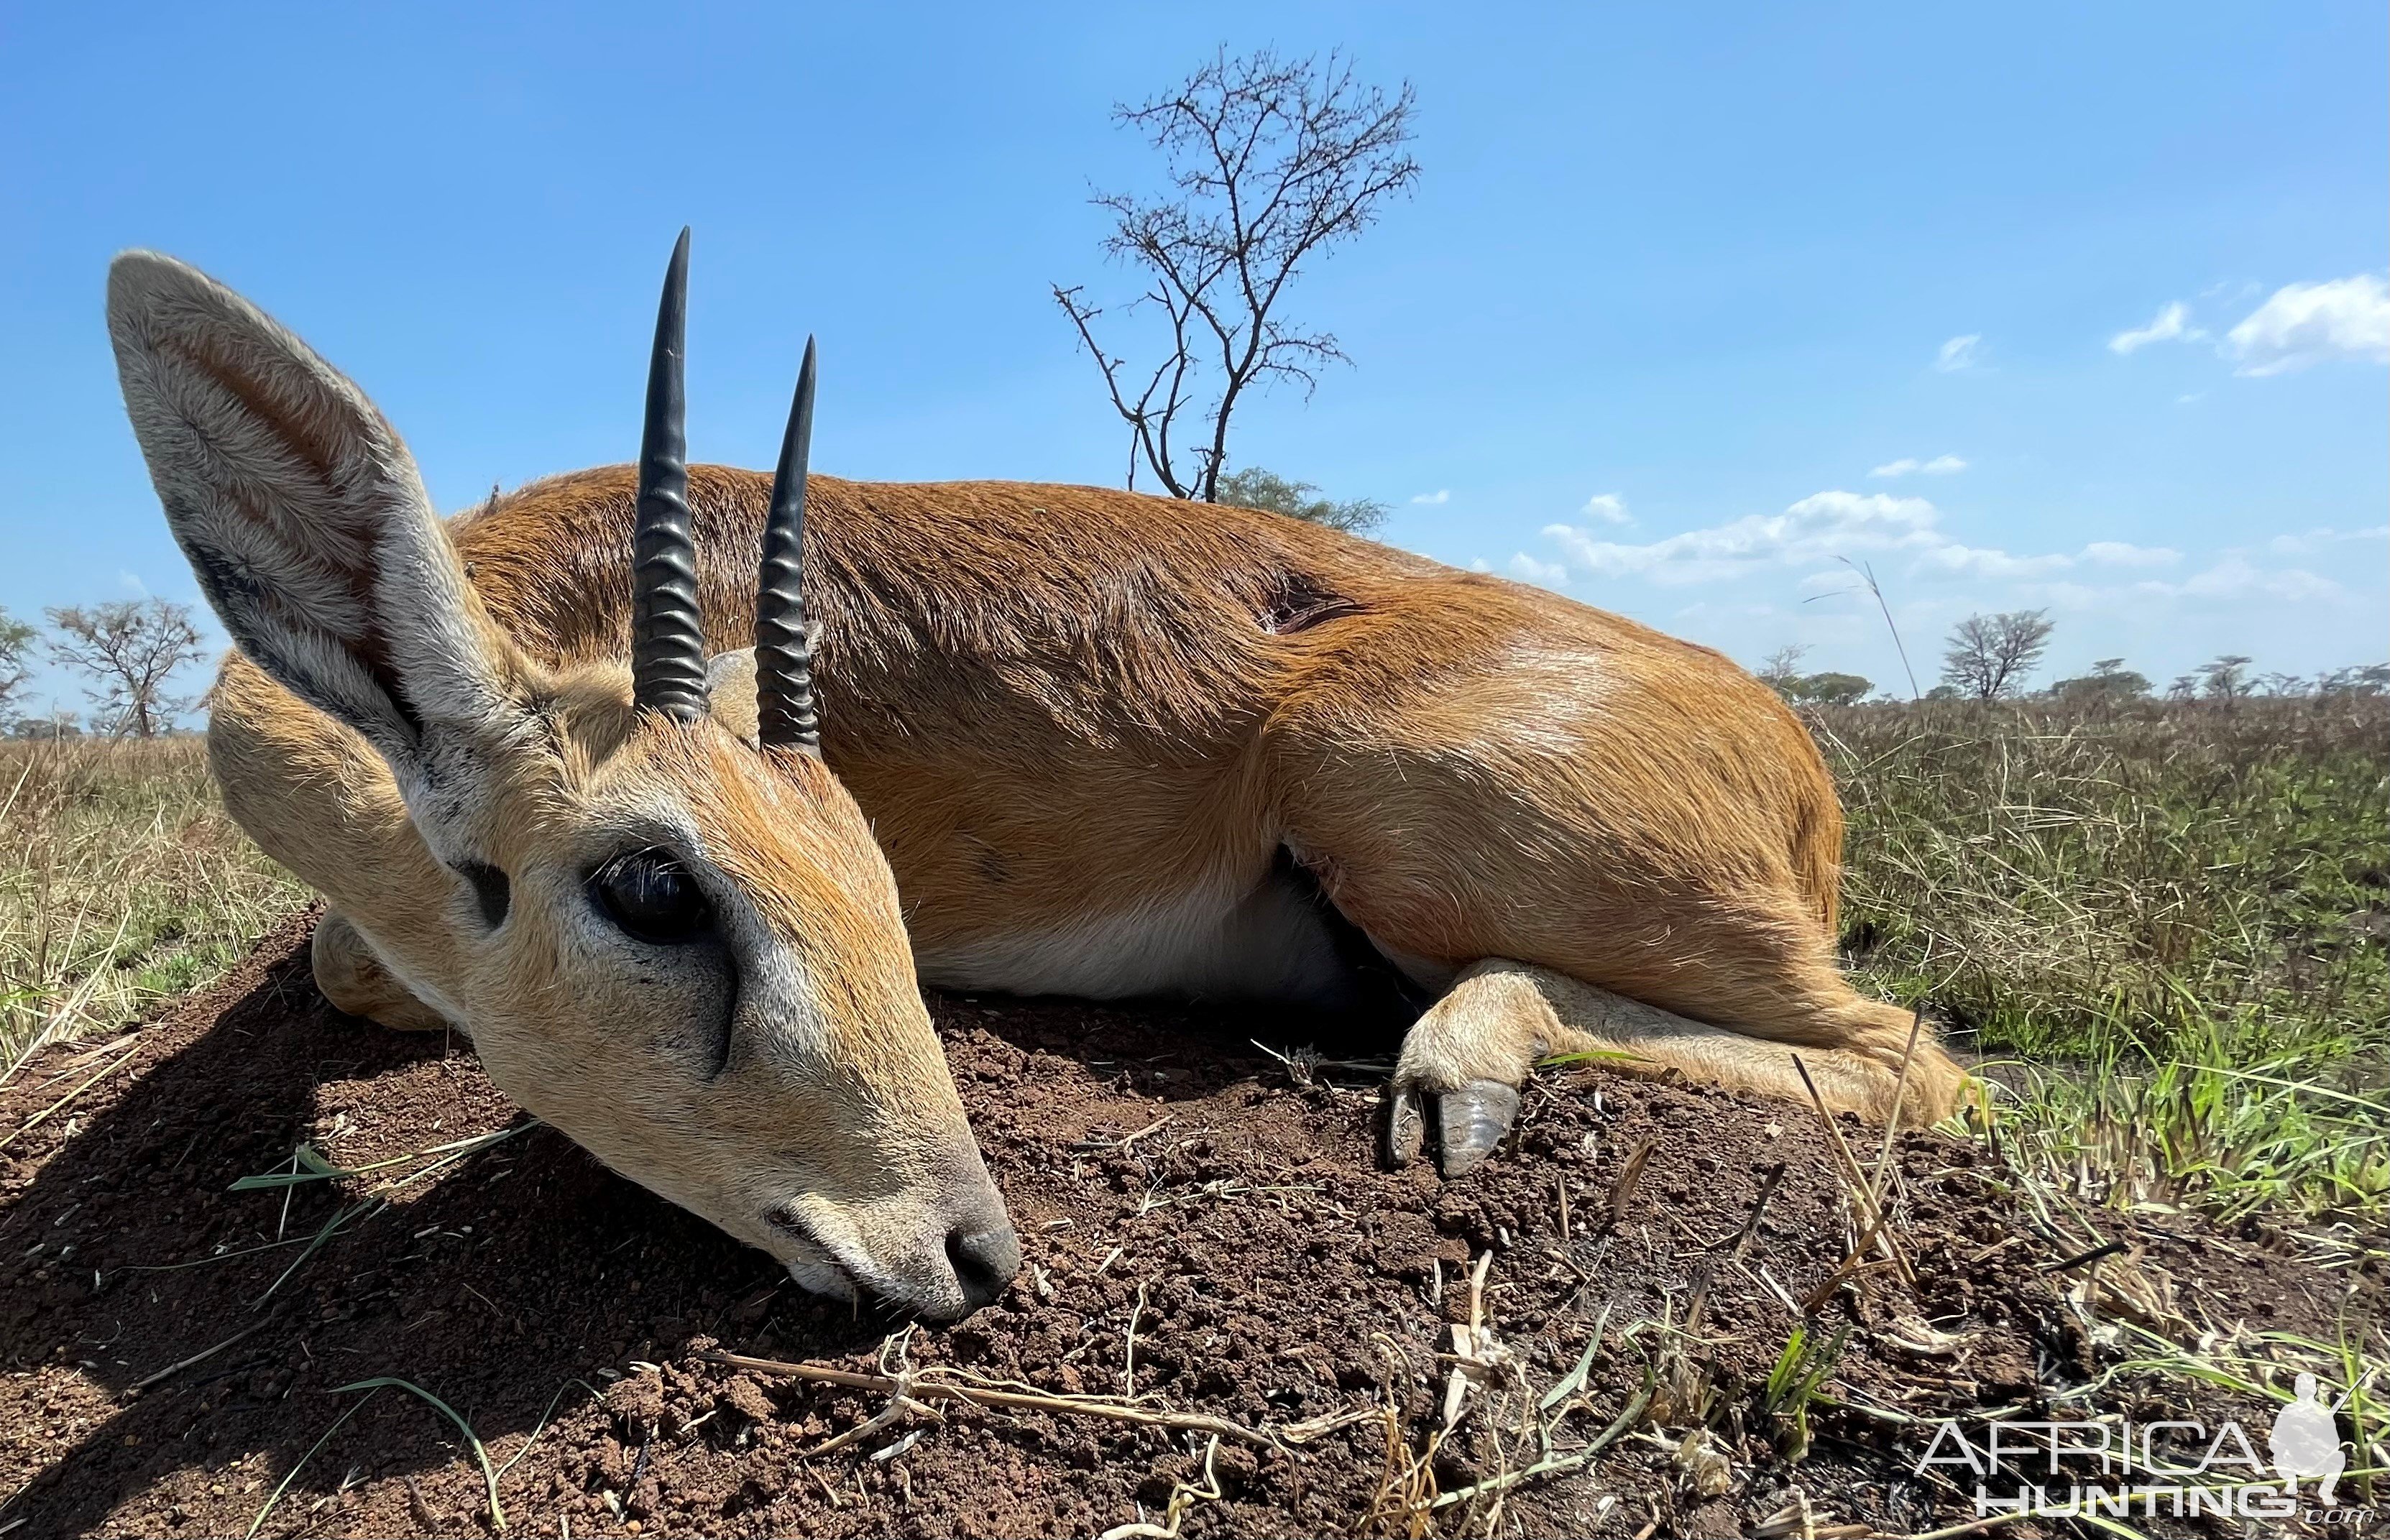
[1813,696,2390,1226]
[1760,1321,1849,1461]
[0,736,308,1076]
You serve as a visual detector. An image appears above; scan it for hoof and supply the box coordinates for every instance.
[1435,1079,1521,1177]
[1386,1085,1428,1168]
[1383,1079,1521,1178]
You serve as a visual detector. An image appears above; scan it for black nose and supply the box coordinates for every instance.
[945,1224,1020,1311]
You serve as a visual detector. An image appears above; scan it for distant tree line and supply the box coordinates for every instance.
[0,598,206,739]
[1757,646,1875,706]
[1762,607,2389,707]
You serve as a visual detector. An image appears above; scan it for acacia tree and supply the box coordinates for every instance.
[1939,609,2054,700]
[2317,663,2390,696]
[1752,644,1871,704]
[45,599,204,738]
[1213,466,1387,533]
[0,606,36,722]
[1054,48,1420,504]
[1789,671,1873,706]
[2196,654,2254,701]
[2051,657,2151,702]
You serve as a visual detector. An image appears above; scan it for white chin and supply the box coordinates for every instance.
[786,1253,857,1302]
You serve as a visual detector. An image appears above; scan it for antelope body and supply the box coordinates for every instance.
[108,241,1966,1324]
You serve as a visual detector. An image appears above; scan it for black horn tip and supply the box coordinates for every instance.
[657,229,691,324]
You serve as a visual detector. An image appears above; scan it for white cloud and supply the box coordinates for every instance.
[116,571,148,595]
[2135,556,2341,603]
[1531,492,2197,592]
[1934,334,1982,372]
[2002,559,2341,609]
[2267,524,2390,556]
[1508,553,1568,586]
[1411,489,1451,505]
[1540,490,1945,586]
[2226,274,2390,375]
[2108,300,2206,354]
[1913,543,2074,579]
[1580,492,1630,525]
[1869,454,1967,479]
[2079,541,2182,568]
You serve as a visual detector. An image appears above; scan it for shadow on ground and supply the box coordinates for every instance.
[0,912,1408,1536]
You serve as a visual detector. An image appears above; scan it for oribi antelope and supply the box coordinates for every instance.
[106,234,1965,1322]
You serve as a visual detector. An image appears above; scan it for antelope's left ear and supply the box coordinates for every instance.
[106,249,541,849]
[704,650,760,746]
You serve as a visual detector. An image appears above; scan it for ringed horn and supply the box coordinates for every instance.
[755,337,821,752]
[628,228,823,750]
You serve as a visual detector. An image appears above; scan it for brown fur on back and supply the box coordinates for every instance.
[451,468,1864,1025]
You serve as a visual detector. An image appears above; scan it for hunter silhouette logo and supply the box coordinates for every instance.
[2270,1374,2347,1503]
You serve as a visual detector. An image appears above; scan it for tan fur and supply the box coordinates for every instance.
[311,912,446,1032]
[1396,961,1931,1122]
[233,462,1970,1127]
[211,643,1003,1310]
[114,252,1964,1322]
[436,464,1963,1121]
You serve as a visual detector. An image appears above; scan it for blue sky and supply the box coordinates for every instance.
[4,2,2384,716]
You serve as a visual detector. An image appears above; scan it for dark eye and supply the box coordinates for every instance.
[589,849,712,944]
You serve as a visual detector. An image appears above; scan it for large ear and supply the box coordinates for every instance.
[106,252,533,816]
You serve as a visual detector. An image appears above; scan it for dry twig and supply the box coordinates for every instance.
[1607,1137,1660,1229]
[701,1349,1368,1450]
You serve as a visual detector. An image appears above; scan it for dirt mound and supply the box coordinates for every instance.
[0,914,2368,1537]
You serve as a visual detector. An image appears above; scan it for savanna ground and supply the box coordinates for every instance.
[0,698,2384,1538]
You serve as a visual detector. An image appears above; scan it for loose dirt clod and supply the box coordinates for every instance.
[0,914,2378,1537]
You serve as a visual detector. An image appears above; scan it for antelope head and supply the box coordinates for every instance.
[105,233,1019,1322]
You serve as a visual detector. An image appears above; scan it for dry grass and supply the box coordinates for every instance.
[1819,696,2389,1058]
[0,735,305,1076]
[1812,695,2390,1225]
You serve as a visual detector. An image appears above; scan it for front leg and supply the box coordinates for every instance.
[311,910,450,1033]
[1389,958,1946,1176]
[1387,959,1574,1176]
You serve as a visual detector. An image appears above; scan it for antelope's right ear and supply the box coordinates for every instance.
[106,252,531,800]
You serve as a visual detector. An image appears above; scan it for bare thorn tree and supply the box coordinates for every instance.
[1756,643,1811,693]
[1939,609,2054,701]
[1054,47,1420,502]
[45,599,205,738]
